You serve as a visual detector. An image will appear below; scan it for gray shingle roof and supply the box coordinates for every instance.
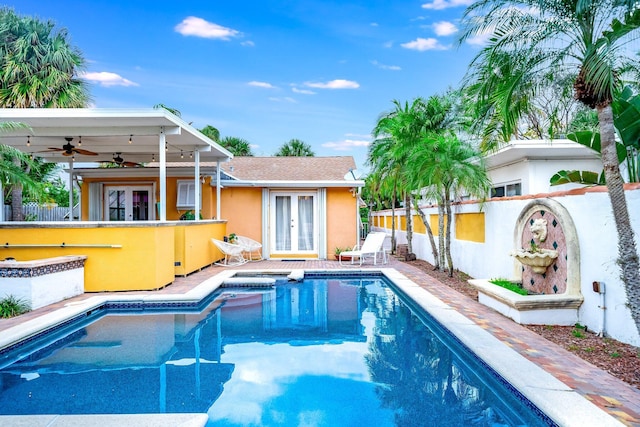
[220,156,358,181]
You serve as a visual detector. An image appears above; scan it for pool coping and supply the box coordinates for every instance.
[0,267,625,427]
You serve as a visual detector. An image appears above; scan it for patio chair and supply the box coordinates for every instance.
[339,232,388,266]
[211,238,247,266]
[236,235,263,261]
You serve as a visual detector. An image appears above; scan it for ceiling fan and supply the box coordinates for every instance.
[45,137,98,157]
[99,153,142,167]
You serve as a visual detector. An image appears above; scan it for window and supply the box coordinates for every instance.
[492,182,521,198]
[176,180,196,209]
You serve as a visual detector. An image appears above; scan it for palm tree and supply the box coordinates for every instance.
[407,134,491,276]
[220,136,254,156]
[369,96,454,262]
[370,99,420,255]
[460,0,640,329]
[200,125,220,142]
[0,8,88,108]
[0,122,40,216]
[0,8,89,220]
[274,139,315,156]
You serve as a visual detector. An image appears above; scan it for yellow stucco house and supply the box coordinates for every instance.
[0,109,364,292]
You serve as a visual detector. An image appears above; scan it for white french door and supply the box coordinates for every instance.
[104,185,154,221]
[270,192,317,254]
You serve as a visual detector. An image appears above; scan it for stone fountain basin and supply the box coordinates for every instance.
[468,279,583,325]
[511,249,558,274]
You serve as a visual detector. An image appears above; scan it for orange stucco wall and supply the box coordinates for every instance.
[80,176,215,221]
[217,187,263,241]
[327,187,358,255]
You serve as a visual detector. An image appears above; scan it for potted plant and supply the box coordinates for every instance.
[226,233,238,244]
[334,247,351,261]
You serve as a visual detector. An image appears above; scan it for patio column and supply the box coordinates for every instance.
[159,129,167,221]
[194,150,201,220]
[68,161,74,222]
[216,160,221,220]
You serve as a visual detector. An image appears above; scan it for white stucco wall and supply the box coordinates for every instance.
[372,186,640,346]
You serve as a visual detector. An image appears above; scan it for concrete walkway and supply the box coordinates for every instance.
[1,257,639,426]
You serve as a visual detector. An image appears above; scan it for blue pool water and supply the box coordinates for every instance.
[0,274,554,426]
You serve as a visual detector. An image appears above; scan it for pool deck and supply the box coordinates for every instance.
[1,257,639,426]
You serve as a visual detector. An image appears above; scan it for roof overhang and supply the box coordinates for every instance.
[483,139,599,169]
[0,108,233,164]
[219,180,366,188]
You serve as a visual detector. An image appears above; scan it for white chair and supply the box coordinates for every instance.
[211,238,247,266]
[236,235,263,261]
[339,232,388,266]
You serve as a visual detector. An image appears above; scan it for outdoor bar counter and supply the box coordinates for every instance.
[0,220,226,292]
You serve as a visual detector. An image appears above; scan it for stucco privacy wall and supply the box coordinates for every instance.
[371,185,640,346]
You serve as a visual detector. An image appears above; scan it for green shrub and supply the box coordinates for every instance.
[0,295,30,318]
[489,278,528,295]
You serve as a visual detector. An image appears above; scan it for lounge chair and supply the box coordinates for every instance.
[339,232,388,266]
[211,238,247,266]
[236,235,263,261]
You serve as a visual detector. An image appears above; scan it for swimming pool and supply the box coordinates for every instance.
[0,272,557,426]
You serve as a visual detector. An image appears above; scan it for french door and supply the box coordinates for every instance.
[104,186,154,221]
[270,192,317,254]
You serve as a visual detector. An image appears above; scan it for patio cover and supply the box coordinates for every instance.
[0,108,233,221]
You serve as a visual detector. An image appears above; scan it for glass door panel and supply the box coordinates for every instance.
[270,192,317,254]
[104,186,154,221]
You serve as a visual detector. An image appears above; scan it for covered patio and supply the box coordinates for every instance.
[0,108,234,291]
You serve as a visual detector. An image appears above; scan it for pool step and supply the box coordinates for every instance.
[221,277,276,288]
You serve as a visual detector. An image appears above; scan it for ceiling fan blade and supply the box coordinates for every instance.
[122,161,141,167]
[45,147,65,152]
[73,148,99,156]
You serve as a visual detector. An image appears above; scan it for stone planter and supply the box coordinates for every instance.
[468,279,583,325]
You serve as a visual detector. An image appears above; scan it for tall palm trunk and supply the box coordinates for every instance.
[444,189,454,277]
[10,156,23,221]
[405,192,413,255]
[413,199,440,269]
[390,185,397,255]
[437,194,446,271]
[598,104,640,332]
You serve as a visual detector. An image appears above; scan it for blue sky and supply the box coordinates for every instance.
[12,0,483,171]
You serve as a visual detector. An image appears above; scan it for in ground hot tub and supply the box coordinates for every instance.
[0,255,87,310]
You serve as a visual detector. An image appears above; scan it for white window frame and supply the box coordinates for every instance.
[177,180,196,209]
[492,181,522,198]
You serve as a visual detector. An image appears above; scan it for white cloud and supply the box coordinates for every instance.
[241,40,255,47]
[80,71,138,87]
[465,33,491,46]
[401,37,449,51]
[433,21,458,36]
[370,22,379,27]
[422,0,473,10]
[322,138,370,151]
[371,60,401,71]
[383,41,394,48]
[304,79,360,89]
[292,87,316,95]
[174,16,240,40]
[248,81,276,89]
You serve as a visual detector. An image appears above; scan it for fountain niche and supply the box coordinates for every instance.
[469,199,583,325]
